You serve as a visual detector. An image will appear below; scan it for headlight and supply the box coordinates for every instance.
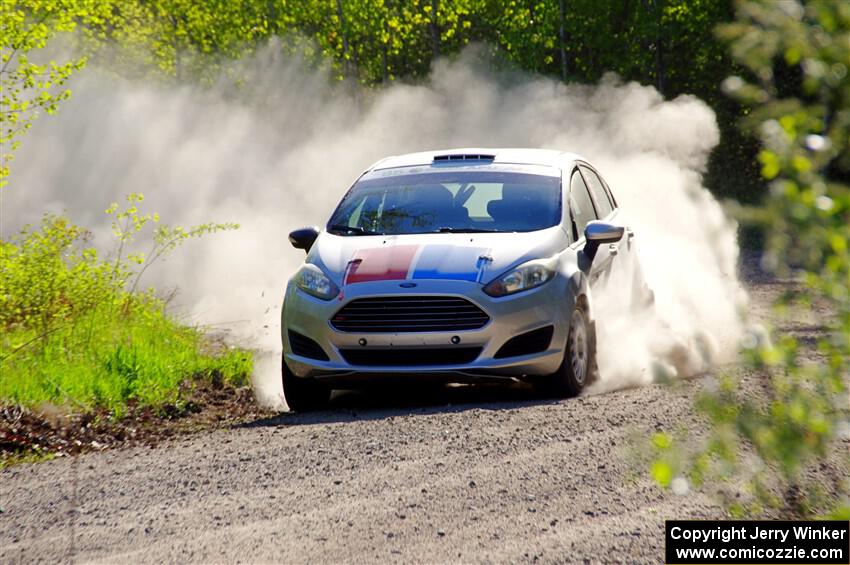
[295,264,339,300]
[483,257,557,297]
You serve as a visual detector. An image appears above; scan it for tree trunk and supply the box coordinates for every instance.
[336,0,351,81]
[170,14,181,81]
[266,0,278,35]
[382,1,391,83]
[382,42,389,83]
[559,0,568,81]
[430,0,440,60]
[653,0,666,95]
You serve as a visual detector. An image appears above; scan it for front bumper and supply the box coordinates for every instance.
[281,277,576,384]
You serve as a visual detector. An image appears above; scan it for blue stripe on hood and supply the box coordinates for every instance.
[411,244,488,282]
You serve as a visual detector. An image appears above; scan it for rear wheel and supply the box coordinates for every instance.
[541,303,598,398]
[282,357,330,412]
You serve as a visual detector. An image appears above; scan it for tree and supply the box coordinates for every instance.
[0,0,111,187]
[653,0,850,518]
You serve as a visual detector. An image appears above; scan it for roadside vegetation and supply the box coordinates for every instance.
[1,0,847,516]
[651,1,849,519]
[2,2,254,450]
[0,195,250,418]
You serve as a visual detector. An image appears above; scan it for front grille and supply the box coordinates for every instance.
[288,330,330,361]
[339,347,482,366]
[331,296,489,333]
[494,326,554,359]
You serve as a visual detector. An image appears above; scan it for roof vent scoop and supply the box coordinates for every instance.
[433,153,496,162]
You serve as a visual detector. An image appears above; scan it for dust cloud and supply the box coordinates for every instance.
[2,45,745,405]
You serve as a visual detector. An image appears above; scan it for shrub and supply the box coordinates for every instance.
[0,195,250,417]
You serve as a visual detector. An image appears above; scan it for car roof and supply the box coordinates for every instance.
[367,148,587,172]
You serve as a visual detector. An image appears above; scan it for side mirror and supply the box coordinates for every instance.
[583,221,625,261]
[289,226,320,253]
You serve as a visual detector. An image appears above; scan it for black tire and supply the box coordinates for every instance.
[540,302,598,398]
[282,357,330,412]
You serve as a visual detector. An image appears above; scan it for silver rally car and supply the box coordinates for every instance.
[282,148,651,411]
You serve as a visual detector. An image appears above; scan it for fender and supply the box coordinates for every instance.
[567,270,593,320]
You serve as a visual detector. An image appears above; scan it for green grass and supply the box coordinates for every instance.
[0,301,252,416]
[0,209,251,417]
[0,450,55,470]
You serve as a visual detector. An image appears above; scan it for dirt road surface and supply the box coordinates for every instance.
[1,269,844,563]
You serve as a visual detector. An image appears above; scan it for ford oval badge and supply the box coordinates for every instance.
[399,282,417,288]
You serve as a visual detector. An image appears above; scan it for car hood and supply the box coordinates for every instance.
[307,227,568,287]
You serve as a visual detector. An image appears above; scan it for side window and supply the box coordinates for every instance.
[579,165,614,218]
[569,171,598,239]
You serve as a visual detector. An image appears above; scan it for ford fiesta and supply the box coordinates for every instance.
[281,148,652,411]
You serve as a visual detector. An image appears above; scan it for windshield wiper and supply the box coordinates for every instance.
[436,227,500,233]
[328,224,382,235]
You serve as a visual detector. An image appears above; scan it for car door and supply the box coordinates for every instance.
[579,164,640,298]
[568,169,614,287]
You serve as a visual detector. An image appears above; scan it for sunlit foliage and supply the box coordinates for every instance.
[0,195,247,415]
[652,0,849,518]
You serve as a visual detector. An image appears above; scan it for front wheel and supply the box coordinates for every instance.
[282,358,330,412]
[540,305,598,398]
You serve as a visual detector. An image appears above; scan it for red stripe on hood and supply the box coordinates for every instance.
[344,245,420,285]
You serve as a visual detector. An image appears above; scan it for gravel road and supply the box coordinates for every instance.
[0,271,843,564]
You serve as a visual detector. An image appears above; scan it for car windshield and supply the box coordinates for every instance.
[327,167,562,235]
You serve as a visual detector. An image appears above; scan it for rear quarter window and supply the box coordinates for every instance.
[579,165,614,218]
[569,171,598,239]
